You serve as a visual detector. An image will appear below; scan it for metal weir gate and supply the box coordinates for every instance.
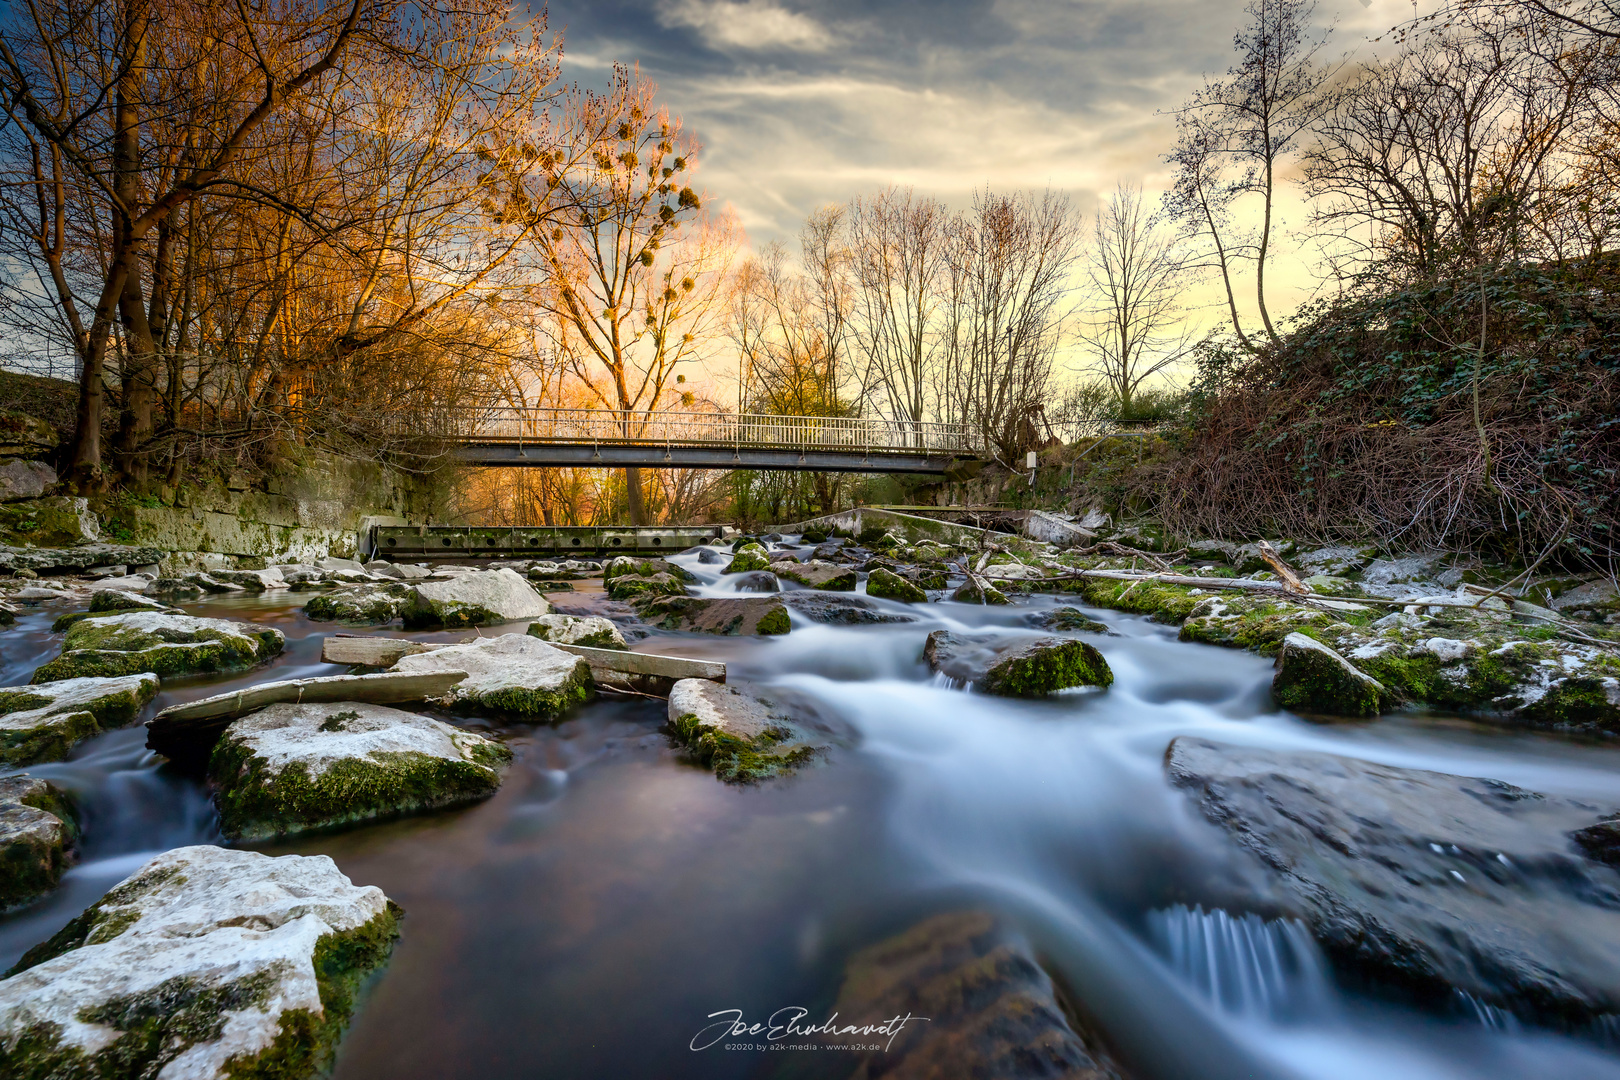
[449,408,981,474]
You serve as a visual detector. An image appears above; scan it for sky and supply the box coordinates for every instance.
[538,0,1434,397]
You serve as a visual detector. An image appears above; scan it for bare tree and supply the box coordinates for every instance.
[1165,0,1333,347]
[845,187,952,428]
[1077,185,1193,415]
[940,188,1082,461]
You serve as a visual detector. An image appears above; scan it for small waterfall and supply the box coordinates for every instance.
[929,671,969,691]
[1455,991,1522,1033]
[1145,905,1332,1021]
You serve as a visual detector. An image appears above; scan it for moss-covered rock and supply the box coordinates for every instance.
[602,556,696,583]
[0,845,400,1079]
[402,568,550,629]
[772,559,857,591]
[210,702,511,841]
[950,580,1009,605]
[1,673,160,766]
[924,631,1112,697]
[1272,632,1391,717]
[866,567,927,603]
[390,633,595,717]
[1179,594,1340,654]
[0,774,78,911]
[1075,577,1199,622]
[605,571,690,602]
[666,679,828,783]
[723,549,770,574]
[0,496,100,548]
[1033,608,1114,635]
[526,613,628,650]
[633,594,792,635]
[303,582,410,624]
[30,612,284,684]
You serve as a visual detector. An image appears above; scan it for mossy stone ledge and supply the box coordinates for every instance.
[666,679,830,783]
[303,582,411,624]
[210,701,512,841]
[390,633,595,717]
[771,559,857,591]
[605,571,689,602]
[722,548,770,574]
[0,774,79,911]
[0,845,400,1079]
[1,673,159,766]
[29,612,284,684]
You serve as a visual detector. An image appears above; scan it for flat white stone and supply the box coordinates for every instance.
[405,568,550,623]
[527,614,627,649]
[0,673,158,734]
[0,845,390,1077]
[391,633,589,708]
[224,701,499,780]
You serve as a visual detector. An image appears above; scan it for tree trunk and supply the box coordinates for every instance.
[625,467,646,525]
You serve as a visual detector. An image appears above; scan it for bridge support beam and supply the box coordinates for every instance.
[453,442,963,474]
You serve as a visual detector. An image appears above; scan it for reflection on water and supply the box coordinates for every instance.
[4,545,1620,1079]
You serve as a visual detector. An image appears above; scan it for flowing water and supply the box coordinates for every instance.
[7,544,1620,1079]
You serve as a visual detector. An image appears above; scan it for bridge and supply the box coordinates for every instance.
[449,408,980,474]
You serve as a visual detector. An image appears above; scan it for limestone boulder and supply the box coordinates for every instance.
[1167,737,1620,1025]
[633,595,791,635]
[402,568,549,628]
[1272,632,1390,717]
[1,674,159,766]
[390,633,594,717]
[303,582,411,624]
[0,845,399,1077]
[602,556,696,583]
[924,630,1112,696]
[31,612,284,683]
[367,561,431,581]
[667,679,830,783]
[723,547,770,574]
[0,411,59,458]
[772,559,857,591]
[210,702,511,840]
[526,613,628,650]
[0,459,55,502]
[0,544,164,574]
[50,590,178,632]
[0,775,78,910]
[866,567,927,603]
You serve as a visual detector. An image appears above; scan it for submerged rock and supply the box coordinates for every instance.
[210,702,512,840]
[526,613,628,650]
[782,592,915,625]
[1166,736,1620,1025]
[772,559,857,591]
[1033,608,1115,635]
[402,568,549,628]
[1271,632,1390,717]
[0,845,399,1077]
[1,674,159,766]
[30,612,285,683]
[725,569,779,593]
[0,775,78,910]
[634,595,791,636]
[821,910,1123,1079]
[866,567,927,603]
[924,631,1112,697]
[667,679,830,783]
[303,582,410,624]
[390,634,594,717]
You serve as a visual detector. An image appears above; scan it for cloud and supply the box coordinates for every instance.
[656,0,835,52]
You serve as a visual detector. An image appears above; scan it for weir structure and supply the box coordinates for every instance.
[448,407,979,474]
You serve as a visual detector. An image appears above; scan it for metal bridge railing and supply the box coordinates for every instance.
[463,408,979,455]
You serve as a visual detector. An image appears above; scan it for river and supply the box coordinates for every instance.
[6,542,1620,1079]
